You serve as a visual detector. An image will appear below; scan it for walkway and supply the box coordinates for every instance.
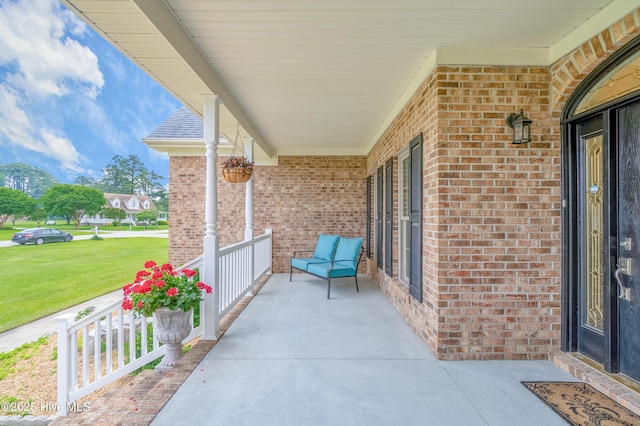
[147,274,573,426]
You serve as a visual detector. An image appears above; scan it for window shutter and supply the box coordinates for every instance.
[366,175,372,258]
[376,166,384,269]
[408,134,423,302]
[385,158,393,276]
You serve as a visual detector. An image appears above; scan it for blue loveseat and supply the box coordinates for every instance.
[290,234,364,299]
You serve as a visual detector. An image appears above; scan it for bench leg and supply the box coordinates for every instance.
[327,278,331,299]
[355,275,359,293]
[289,265,293,282]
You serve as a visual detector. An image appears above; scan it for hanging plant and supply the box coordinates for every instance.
[221,156,254,183]
[222,123,255,183]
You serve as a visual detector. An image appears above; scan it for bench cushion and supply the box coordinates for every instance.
[313,234,340,261]
[332,237,363,270]
[291,257,326,271]
[307,262,356,278]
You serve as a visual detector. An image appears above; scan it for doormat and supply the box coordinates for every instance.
[522,381,640,426]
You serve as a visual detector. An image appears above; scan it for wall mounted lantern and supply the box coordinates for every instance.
[506,109,532,144]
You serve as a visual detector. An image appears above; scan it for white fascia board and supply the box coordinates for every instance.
[143,138,278,165]
[434,47,549,66]
[143,138,234,157]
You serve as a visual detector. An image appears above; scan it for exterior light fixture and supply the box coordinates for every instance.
[506,109,532,144]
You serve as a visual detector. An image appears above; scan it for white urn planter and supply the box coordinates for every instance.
[153,307,192,372]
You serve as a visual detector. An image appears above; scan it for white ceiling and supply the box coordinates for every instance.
[61,0,637,159]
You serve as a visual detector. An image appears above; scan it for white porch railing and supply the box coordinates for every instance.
[56,230,272,415]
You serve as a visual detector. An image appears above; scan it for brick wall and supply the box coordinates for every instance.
[368,65,562,360]
[365,8,640,360]
[169,155,368,274]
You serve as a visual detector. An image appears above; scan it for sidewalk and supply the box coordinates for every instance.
[0,290,122,353]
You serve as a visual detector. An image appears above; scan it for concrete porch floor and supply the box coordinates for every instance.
[148,273,575,426]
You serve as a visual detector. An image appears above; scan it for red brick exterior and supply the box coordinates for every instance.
[169,155,367,274]
[168,8,640,361]
[366,8,640,360]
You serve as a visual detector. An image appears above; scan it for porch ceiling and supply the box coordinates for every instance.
[61,0,635,159]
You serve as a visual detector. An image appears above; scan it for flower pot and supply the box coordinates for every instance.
[153,307,192,372]
[222,167,253,183]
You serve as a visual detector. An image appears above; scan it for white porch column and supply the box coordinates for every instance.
[203,95,222,340]
[244,137,255,296]
[244,137,254,241]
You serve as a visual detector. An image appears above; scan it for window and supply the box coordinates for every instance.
[144,201,150,209]
[130,198,139,209]
[113,200,120,208]
[398,148,410,285]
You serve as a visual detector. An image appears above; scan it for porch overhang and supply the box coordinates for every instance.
[61,0,638,159]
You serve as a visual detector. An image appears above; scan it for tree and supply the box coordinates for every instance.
[0,187,36,228]
[136,209,158,224]
[29,208,48,227]
[41,184,106,229]
[74,176,100,188]
[0,163,58,199]
[102,207,127,227]
[99,155,165,196]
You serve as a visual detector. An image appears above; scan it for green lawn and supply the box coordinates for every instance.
[0,238,168,332]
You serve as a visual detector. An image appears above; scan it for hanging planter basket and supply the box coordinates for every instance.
[222,167,253,183]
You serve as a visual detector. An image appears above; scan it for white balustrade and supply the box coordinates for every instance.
[56,231,272,415]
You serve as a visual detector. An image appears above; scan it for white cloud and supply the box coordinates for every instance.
[0,85,31,143]
[0,85,85,172]
[39,130,86,173]
[0,0,103,173]
[0,0,103,98]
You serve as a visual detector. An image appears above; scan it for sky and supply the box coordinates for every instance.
[0,0,182,184]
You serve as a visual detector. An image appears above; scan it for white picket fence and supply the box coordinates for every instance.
[56,230,272,415]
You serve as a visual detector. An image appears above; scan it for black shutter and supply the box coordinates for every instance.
[385,158,393,276]
[408,134,423,302]
[366,175,372,258]
[376,166,383,269]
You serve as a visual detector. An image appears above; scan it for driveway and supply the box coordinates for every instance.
[0,229,168,247]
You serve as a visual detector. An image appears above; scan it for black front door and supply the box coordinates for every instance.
[617,102,640,381]
[569,99,640,382]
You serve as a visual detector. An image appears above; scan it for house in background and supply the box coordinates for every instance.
[81,193,156,226]
[64,0,640,411]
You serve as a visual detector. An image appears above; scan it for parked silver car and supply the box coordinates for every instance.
[11,228,73,245]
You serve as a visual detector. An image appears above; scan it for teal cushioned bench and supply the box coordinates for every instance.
[290,235,363,299]
[290,234,339,272]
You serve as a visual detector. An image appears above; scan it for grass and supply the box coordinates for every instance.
[0,221,168,241]
[0,336,49,381]
[0,237,168,332]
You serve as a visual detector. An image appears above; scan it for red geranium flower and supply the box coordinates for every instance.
[122,260,209,317]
